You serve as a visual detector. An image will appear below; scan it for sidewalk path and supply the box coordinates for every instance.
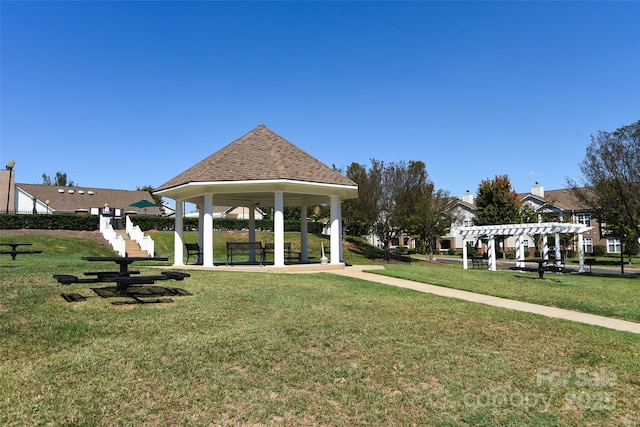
[330,265,640,334]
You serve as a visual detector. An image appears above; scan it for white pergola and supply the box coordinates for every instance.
[155,125,359,269]
[458,222,592,272]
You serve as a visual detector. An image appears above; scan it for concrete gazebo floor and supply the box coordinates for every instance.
[162,262,350,273]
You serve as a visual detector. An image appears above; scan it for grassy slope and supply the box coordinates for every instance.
[1,232,639,425]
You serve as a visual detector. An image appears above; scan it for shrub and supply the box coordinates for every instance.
[0,214,329,234]
[593,245,606,257]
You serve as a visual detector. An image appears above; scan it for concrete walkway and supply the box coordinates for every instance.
[329,265,640,335]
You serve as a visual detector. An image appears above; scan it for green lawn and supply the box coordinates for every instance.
[374,262,640,322]
[1,233,639,425]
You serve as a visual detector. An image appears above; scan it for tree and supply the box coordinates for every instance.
[568,120,640,272]
[368,159,399,260]
[403,184,455,261]
[474,175,523,257]
[42,172,76,186]
[342,162,379,237]
[474,175,522,225]
[569,120,640,236]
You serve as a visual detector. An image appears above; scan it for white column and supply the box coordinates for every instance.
[203,193,214,268]
[330,195,342,265]
[515,234,524,268]
[542,234,549,265]
[300,204,308,262]
[462,237,468,270]
[173,200,184,266]
[274,191,285,267]
[248,205,257,263]
[197,207,204,248]
[487,236,497,271]
[554,232,562,267]
[577,232,585,273]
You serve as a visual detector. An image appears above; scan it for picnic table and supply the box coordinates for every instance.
[0,243,43,260]
[508,258,571,279]
[54,256,190,295]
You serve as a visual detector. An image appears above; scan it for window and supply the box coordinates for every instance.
[583,238,593,254]
[463,219,474,227]
[607,238,621,254]
[523,239,530,254]
[576,213,591,227]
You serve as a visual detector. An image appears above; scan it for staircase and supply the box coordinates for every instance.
[115,230,150,258]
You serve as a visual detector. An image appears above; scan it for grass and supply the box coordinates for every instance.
[374,262,640,322]
[1,232,639,425]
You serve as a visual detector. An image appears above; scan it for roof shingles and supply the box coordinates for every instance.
[157,125,356,190]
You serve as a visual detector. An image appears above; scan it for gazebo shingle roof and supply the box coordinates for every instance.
[157,125,355,191]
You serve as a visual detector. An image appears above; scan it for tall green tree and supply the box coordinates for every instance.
[397,161,455,261]
[474,175,522,225]
[342,162,378,237]
[569,120,640,253]
[474,175,523,257]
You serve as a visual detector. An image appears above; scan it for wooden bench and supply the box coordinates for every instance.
[226,242,265,266]
[263,242,293,262]
[185,243,203,265]
[471,256,487,269]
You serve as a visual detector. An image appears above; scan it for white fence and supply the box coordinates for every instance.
[126,216,155,257]
[99,215,126,257]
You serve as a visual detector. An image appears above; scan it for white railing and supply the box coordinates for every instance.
[126,216,155,257]
[99,215,126,256]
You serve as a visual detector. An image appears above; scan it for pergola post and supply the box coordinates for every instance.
[462,239,468,270]
[487,236,497,271]
[300,204,308,262]
[554,232,562,267]
[542,234,549,264]
[173,200,184,266]
[515,234,525,268]
[203,193,214,267]
[577,232,585,272]
[274,191,285,267]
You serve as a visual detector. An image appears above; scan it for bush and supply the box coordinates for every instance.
[0,214,326,234]
[0,214,99,230]
[593,245,606,257]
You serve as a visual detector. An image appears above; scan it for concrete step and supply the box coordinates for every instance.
[116,230,150,258]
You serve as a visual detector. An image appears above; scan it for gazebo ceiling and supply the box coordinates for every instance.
[159,179,359,207]
[155,125,358,206]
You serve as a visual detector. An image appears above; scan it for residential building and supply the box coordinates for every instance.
[443,183,626,256]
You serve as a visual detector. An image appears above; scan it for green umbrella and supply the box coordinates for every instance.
[129,199,158,213]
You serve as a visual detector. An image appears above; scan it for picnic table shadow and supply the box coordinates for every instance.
[62,285,192,305]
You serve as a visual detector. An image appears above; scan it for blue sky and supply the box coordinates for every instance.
[2,1,639,201]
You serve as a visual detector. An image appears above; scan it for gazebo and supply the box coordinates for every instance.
[458,222,592,272]
[155,125,359,268]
